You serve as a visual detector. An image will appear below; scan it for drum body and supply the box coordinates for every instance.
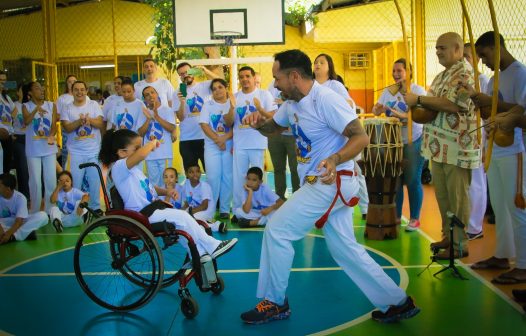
[362,117,403,240]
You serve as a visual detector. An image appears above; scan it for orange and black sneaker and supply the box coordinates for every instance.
[240,299,291,324]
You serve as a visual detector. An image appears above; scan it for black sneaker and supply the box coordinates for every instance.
[52,218,64,233]
[219,222,228,233]
[219,212,230,220]
[371,296,420,323]
[467,231,483,240]
[361,213,367,221]
[230,215,238,223]
[241,299,291,324]
[238,218,251,228]
[25,231,38,241]
[211,238,238,259]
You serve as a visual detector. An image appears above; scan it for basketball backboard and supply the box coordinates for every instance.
[174,0,285,47]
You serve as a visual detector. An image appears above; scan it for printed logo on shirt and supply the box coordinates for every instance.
[15,113,26,131]
[116,108,134,129]
[210,113,229,135]
[186,94,204,116]
[291,113,312,164]
[140,178,155,203]
[185,192,200,208]
[32,116,51,139]
[236,101,256,129]
[385,97,408,114]
[1,207,13,218]
[0,104,12,125]
[75,114,94,140]
[146,120,164,142]
[58,197,76,215]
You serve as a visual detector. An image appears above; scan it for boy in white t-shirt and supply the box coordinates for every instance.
[182,164,226,233]
[234,167,283,228]
[163,167,184,209]
[49,170,89,232]
[0,173,48,243]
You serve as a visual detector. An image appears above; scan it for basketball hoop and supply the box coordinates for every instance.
[211,31,244,47]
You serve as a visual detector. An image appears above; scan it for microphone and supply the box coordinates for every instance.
[446,211,465,229]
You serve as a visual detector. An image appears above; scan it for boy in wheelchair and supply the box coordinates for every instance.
[99,129,237,262]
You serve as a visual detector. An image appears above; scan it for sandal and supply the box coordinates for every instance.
[491,269,526,284]
[471,256,510,270]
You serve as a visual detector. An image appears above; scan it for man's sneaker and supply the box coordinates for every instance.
[467,231,484,240]
[211,238,238,259]
[371,296,420,323]
[52,218,63,233]
[405,219,420,232]
[241,299,291,324]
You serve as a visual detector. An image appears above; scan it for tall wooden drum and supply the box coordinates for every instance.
[361,117,403,240]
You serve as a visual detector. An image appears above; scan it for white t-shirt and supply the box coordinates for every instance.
[61,100,103,155]
[23,100,58,157]
[241,183,279,216]
[102,94,123,121]
[182,180,213,213]
[479,73,490,95]
[0,190,28,219]
[273,82,356,183]
[320,80,350,100]
[0,94,14,134]
[56,93,73,116]
[199,99,233,148]
[234,88,276,150]
[56,188,85,215]
[111,158,158,212]
[173,81,211,141]
[377,83,426,144]
[134,78,175,108]
[486,61,526,158]
[110,99,147,132]
[13,101,26,135]
[144,106,175,161]
[266,81,293,136]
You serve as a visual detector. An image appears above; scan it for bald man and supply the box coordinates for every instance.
[404,32,481,259]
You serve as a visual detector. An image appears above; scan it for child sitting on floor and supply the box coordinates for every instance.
[49,170,89,232]
[163,167,184,209]
[234,167,284,228]
[182,164,226,233]
[0,173,48,244]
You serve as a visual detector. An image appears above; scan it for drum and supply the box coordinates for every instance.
[361,117,403,240]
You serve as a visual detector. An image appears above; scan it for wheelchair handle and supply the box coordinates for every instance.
[79,162,98,170]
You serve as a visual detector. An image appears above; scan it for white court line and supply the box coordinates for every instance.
[415,228,524,314]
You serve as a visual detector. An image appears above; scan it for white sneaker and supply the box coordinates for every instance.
[405,219,421,232]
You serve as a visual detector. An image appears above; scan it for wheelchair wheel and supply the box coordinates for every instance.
[154,234,195,288]
[210,275,225,295]
[181,296,199,319]
[73,215,164,312]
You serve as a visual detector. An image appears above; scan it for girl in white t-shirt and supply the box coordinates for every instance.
[372,58,427,232]
[49,170,89,232]
[199,78,233,219]
[13,84,30,200]
[56,74,77,168]
[108,80,148,132]
[313,54,354,105]
[22,81,58,213]
[163,167,184,209]
[61,81,104,212]
[98,129,237,260]
[141,86,175,187]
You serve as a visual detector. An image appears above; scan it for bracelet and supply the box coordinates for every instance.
[417,95,422,106]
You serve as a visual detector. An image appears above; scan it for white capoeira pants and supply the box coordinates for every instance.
[204,143,233,214]
[256,176,407,311]
[233,149,264,209]
[0,212,48,240]
[192,208,216,223]
[146,159,171,188]
[468,165,487,235]
[233,207,274,226]
[49,201,87,228]
[68,154,101,210]
[27,155,57,213]
[354,161,369,215]
[148,208,220,257]
[487,153,526,268]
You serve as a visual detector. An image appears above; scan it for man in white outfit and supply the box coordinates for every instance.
[240,49,419,324]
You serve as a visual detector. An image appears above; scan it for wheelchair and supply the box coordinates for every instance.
[73,163,225,318]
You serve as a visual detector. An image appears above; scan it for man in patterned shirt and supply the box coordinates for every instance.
[404,32,481,259]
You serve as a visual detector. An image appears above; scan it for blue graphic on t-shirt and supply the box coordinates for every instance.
[187,94,204,113]
[116,112,134,130]
[210,113,230,133]
[290,115,311,162]
[0,207,12,218]
[58,199,75,215]
[0,104,12,124]
[236,103,256,122]
[32,117,51,137]
[146,121,163,141]
[140,178,154,202]
[76,124,93,138]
